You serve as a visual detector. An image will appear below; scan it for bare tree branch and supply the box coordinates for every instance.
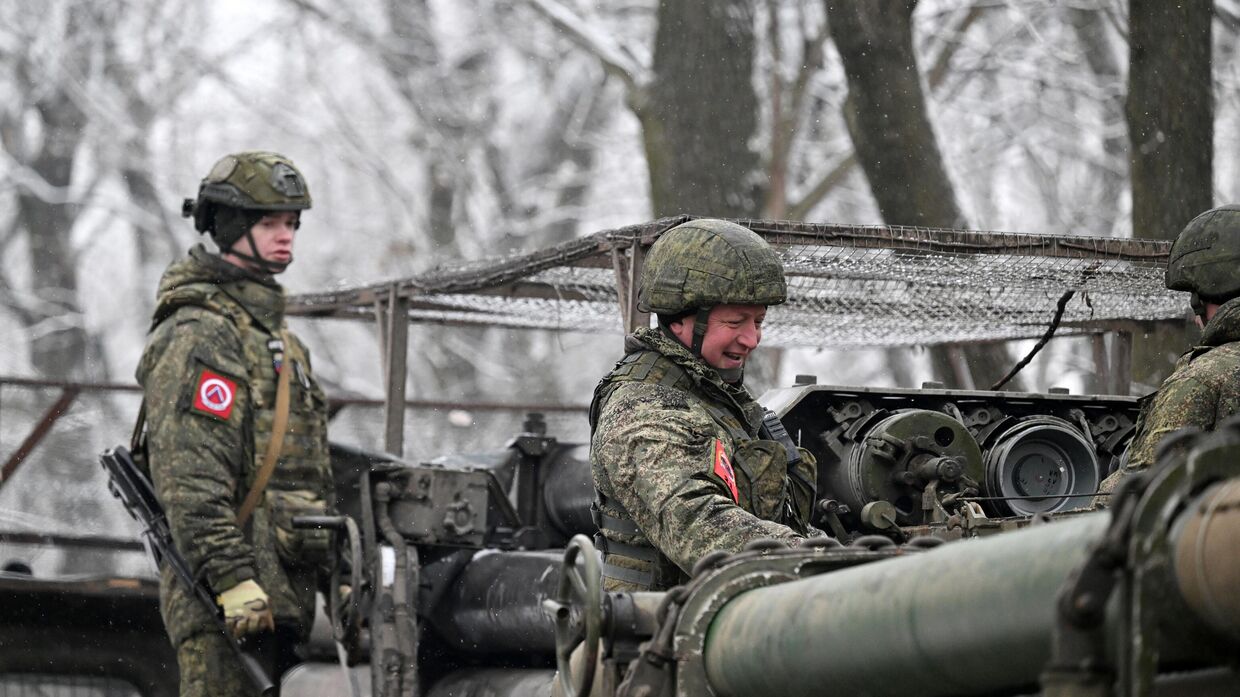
[522,0,651,95]
[788,152,857,220]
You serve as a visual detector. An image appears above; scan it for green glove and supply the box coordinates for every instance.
[217,579,275,638]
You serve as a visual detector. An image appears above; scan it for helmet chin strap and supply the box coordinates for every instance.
[690,308,711,356]
[1190,292,1208,321]
[227,227,290,275]
[687,307,743,384]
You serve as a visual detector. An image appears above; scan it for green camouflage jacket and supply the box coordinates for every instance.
[1101,297,1240,495]
[589,327,815,591]
[138,245,334,645]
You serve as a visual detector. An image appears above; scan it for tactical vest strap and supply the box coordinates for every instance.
[594,533,660,563]
[593,494,661,589]
[590,500,642,535]
[698,398,752,444]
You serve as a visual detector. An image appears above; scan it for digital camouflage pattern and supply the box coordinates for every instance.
[638,219,787,315]
[590,327,816,591]
[1100,296,1240,495]
[175,627,301,697]
[137,246,335,664]
[1165,204,1240,301]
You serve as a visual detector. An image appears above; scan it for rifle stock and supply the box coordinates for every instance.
[100,446,275,696]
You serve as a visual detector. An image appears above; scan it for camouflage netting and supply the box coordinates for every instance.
[289,217,1181,349]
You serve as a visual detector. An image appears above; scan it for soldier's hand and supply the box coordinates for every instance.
[333,584,353,627]
[217,579,275,638]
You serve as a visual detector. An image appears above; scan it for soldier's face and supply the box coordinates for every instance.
[671,304,766,371]
[231,212,298,271]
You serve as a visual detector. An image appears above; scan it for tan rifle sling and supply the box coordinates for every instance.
[236,330,292,527]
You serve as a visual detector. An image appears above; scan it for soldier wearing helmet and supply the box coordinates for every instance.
[588,219,817,591]
[137,152,339,694]
[1100,204,1240,497]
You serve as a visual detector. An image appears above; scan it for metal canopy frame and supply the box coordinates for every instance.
[286,216,1178,457]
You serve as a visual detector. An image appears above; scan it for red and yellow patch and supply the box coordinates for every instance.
[192,369,237,420]
[713,439,739,503]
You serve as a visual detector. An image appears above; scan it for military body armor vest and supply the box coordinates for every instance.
[590,347,813,590]
[152,281,331,499]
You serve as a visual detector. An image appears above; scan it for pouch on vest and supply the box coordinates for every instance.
[787,447,818,533]
[271,489,331,567]
[730,439,790,520]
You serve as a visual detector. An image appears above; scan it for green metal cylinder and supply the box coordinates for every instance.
[703,514,1110,697]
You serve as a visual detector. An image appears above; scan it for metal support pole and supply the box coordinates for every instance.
[610,244,650,334]
[382,285,410,457]
[1091,334,1110,395]
[946,345,975,391]
[1110,331,1132,396]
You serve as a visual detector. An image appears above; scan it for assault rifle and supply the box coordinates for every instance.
[100,445,275,695]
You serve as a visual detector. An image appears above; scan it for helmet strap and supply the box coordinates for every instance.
[660,307,745,384]
[226,227,290,275]
[690,307,711,356]
[1190,292,1207,321]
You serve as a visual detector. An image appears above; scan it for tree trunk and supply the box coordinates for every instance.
[643,0,762,217]
[1126,0,1213,389]
[825,0,1014,389]
[16,91,91,380]
[825,0,965,228]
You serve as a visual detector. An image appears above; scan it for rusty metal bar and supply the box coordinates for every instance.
[627,242,649,332]
[0,377,587,413]
[0,530,144,552]
[0,377,139,393]
[610,246,631,332]
[1,388,80,486]
[383,286,410,457]
[610,243,651,334]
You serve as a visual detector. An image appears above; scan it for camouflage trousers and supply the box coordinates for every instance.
[175,627,301,697]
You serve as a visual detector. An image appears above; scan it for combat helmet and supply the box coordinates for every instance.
[182,151,311,273]
[1166,204,1240,314]
[638,218,786,362]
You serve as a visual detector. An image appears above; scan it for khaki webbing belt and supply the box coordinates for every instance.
[601,560,656,587]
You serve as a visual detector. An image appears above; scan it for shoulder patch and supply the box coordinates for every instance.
[191,367,238,420]
[713,439,739,503]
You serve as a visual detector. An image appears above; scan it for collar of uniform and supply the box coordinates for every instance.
[627,327,762,432]
[188,245,286,333]
[1200,296,1240,347]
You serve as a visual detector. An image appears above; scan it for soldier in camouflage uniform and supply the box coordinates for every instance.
[139,152,336,695]
[589,219,817,592]
[1100,205,1240,498]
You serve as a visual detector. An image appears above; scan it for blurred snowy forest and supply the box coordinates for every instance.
[0,0,1236,575]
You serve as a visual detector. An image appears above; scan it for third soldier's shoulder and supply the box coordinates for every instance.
[1174,340,1240,390]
